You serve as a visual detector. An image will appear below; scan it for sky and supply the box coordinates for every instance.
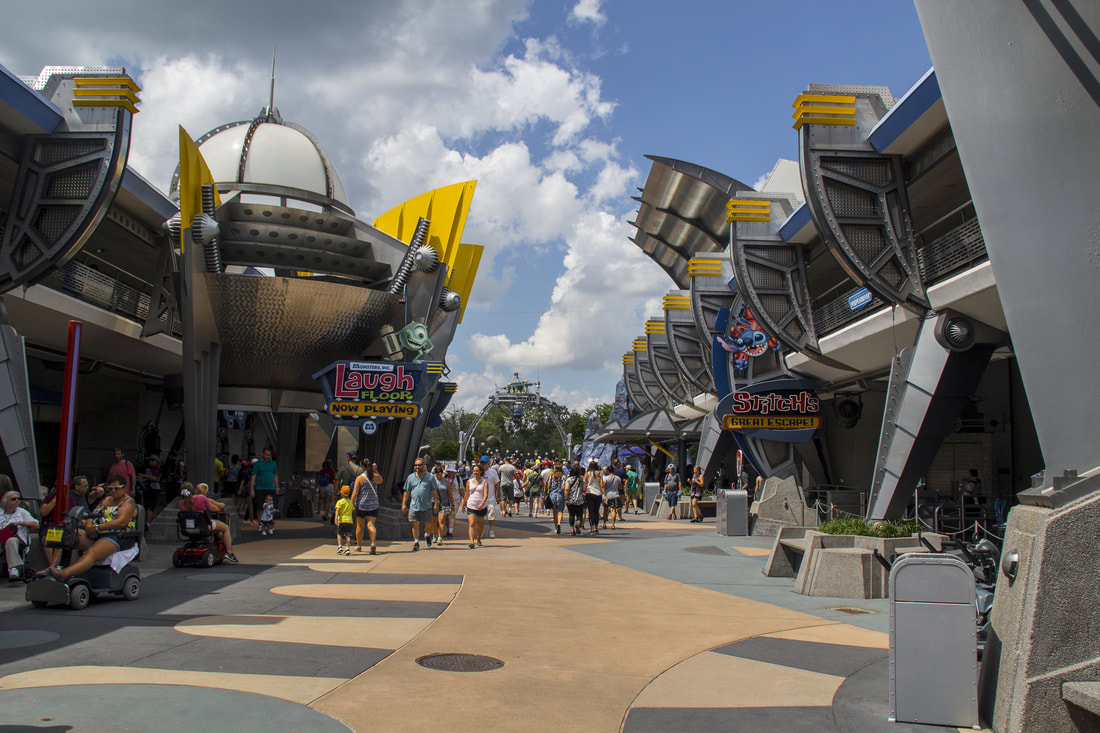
[1,0,932,415]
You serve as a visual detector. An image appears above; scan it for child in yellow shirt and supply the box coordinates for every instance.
[334,486,354,555]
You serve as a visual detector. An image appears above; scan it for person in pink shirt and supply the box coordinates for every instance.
[107,448,136,496]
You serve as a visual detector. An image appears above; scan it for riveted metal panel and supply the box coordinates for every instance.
[800,93,928,314]
[0,110,131,293]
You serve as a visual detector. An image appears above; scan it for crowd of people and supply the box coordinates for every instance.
[0,442,731,581]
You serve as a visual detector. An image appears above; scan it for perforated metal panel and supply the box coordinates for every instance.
[204,273,401,391]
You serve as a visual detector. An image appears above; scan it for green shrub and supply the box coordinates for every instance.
[817,517,919,538]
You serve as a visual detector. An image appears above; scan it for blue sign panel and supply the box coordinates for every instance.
[848,287,873,311]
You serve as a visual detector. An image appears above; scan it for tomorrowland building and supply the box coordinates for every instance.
[0,61,480,496]
[609,3,1099,728]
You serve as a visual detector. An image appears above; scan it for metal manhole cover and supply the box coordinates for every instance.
[416,653,504,672]
[829,606,876,615]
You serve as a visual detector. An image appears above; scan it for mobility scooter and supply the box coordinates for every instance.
[26,505,143,610]
[172,510,229,568]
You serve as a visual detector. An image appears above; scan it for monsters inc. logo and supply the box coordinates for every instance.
[717,304,780,373]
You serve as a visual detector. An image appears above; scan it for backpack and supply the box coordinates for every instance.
[318,471,331,487]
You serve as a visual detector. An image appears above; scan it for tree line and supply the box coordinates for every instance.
[423,400,613,461]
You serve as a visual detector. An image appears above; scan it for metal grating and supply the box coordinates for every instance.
[40,259,183,337]
[47,163,99,199]
[822,159,891,187]
[846,226,888,263]
[917,217,987,282]
[813,285,885,334]
[416,653,504,672]
[827,181,878,217]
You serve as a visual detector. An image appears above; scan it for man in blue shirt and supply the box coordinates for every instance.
[402,458,439,552]
[250,448,279,524]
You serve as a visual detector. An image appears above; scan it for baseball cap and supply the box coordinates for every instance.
[340,486,351,495]
[479,455,489,462]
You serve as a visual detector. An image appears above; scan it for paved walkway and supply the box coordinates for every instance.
[0,511,986,732]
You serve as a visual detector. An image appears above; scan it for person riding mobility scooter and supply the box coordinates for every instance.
[26,477,143,610]
[172,509,230,567]
[172,486,235,568]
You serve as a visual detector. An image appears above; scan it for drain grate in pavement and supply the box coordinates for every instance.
[416,653,504,672]
[829,607,875,615]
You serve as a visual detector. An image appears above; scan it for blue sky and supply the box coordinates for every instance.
[2,0,933,414]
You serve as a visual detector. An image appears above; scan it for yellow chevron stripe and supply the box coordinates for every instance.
[632,339,647,352]
[74,77,141,92]
[644,321,666,334]
[792,93,855,106]
[73,99,140,114]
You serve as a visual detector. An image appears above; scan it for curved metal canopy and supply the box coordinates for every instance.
[630,156,753,288]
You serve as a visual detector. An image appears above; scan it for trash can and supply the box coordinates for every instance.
[716,489,748,536]
[889,553,978,728]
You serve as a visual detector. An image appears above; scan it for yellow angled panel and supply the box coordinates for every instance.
[793,117,857,130]
[74,77,141,92]
[644,321,665,334]
[446,242,483,323]
[373,181,477,272]
[73,99,140,114]
[726,215,772,223]
[178,126,221,250]
[632,339,647,351]
[792,105,855,119]
[792,93,855,107]
[73,88,141,104]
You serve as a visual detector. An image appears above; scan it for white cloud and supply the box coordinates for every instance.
[128,56,261,190]
[570,0,607,26]
[466,209,669,369]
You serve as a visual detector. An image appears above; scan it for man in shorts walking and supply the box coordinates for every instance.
[402,458,439,551]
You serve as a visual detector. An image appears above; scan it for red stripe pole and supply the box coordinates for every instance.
[52,320,81,523]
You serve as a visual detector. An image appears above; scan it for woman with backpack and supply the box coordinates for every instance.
[565,465,586,535]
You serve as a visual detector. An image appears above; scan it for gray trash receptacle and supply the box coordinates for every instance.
[715,489,748,536]
[889,553,978,728]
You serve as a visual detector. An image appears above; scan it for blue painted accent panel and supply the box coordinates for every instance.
[869,68,940,153]
[122,168,178,220]
[425,384,454,428]
[711,307,731,398]
[778,203,811,242]
[0,63,64,133]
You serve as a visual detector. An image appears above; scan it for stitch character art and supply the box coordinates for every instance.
[717,304,780,373]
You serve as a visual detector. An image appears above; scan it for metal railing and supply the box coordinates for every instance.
[806,485,867,521]
[916,216,987,282]
[39,258,182,338]
[811,215,988,338]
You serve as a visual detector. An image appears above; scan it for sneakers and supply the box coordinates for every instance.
[370,546,377,555]
[425,534,432,548]
[412,542,420,552]
[436,535,443,546]
[445,532,453,539]
[9,568,22,582]
[248,520,258,525]
[488,529,495,539]
[269,529,274,535]
[556,525,561,535]
[224,553,239,564]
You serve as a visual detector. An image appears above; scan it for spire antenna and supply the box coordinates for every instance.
[267,45,277,119]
